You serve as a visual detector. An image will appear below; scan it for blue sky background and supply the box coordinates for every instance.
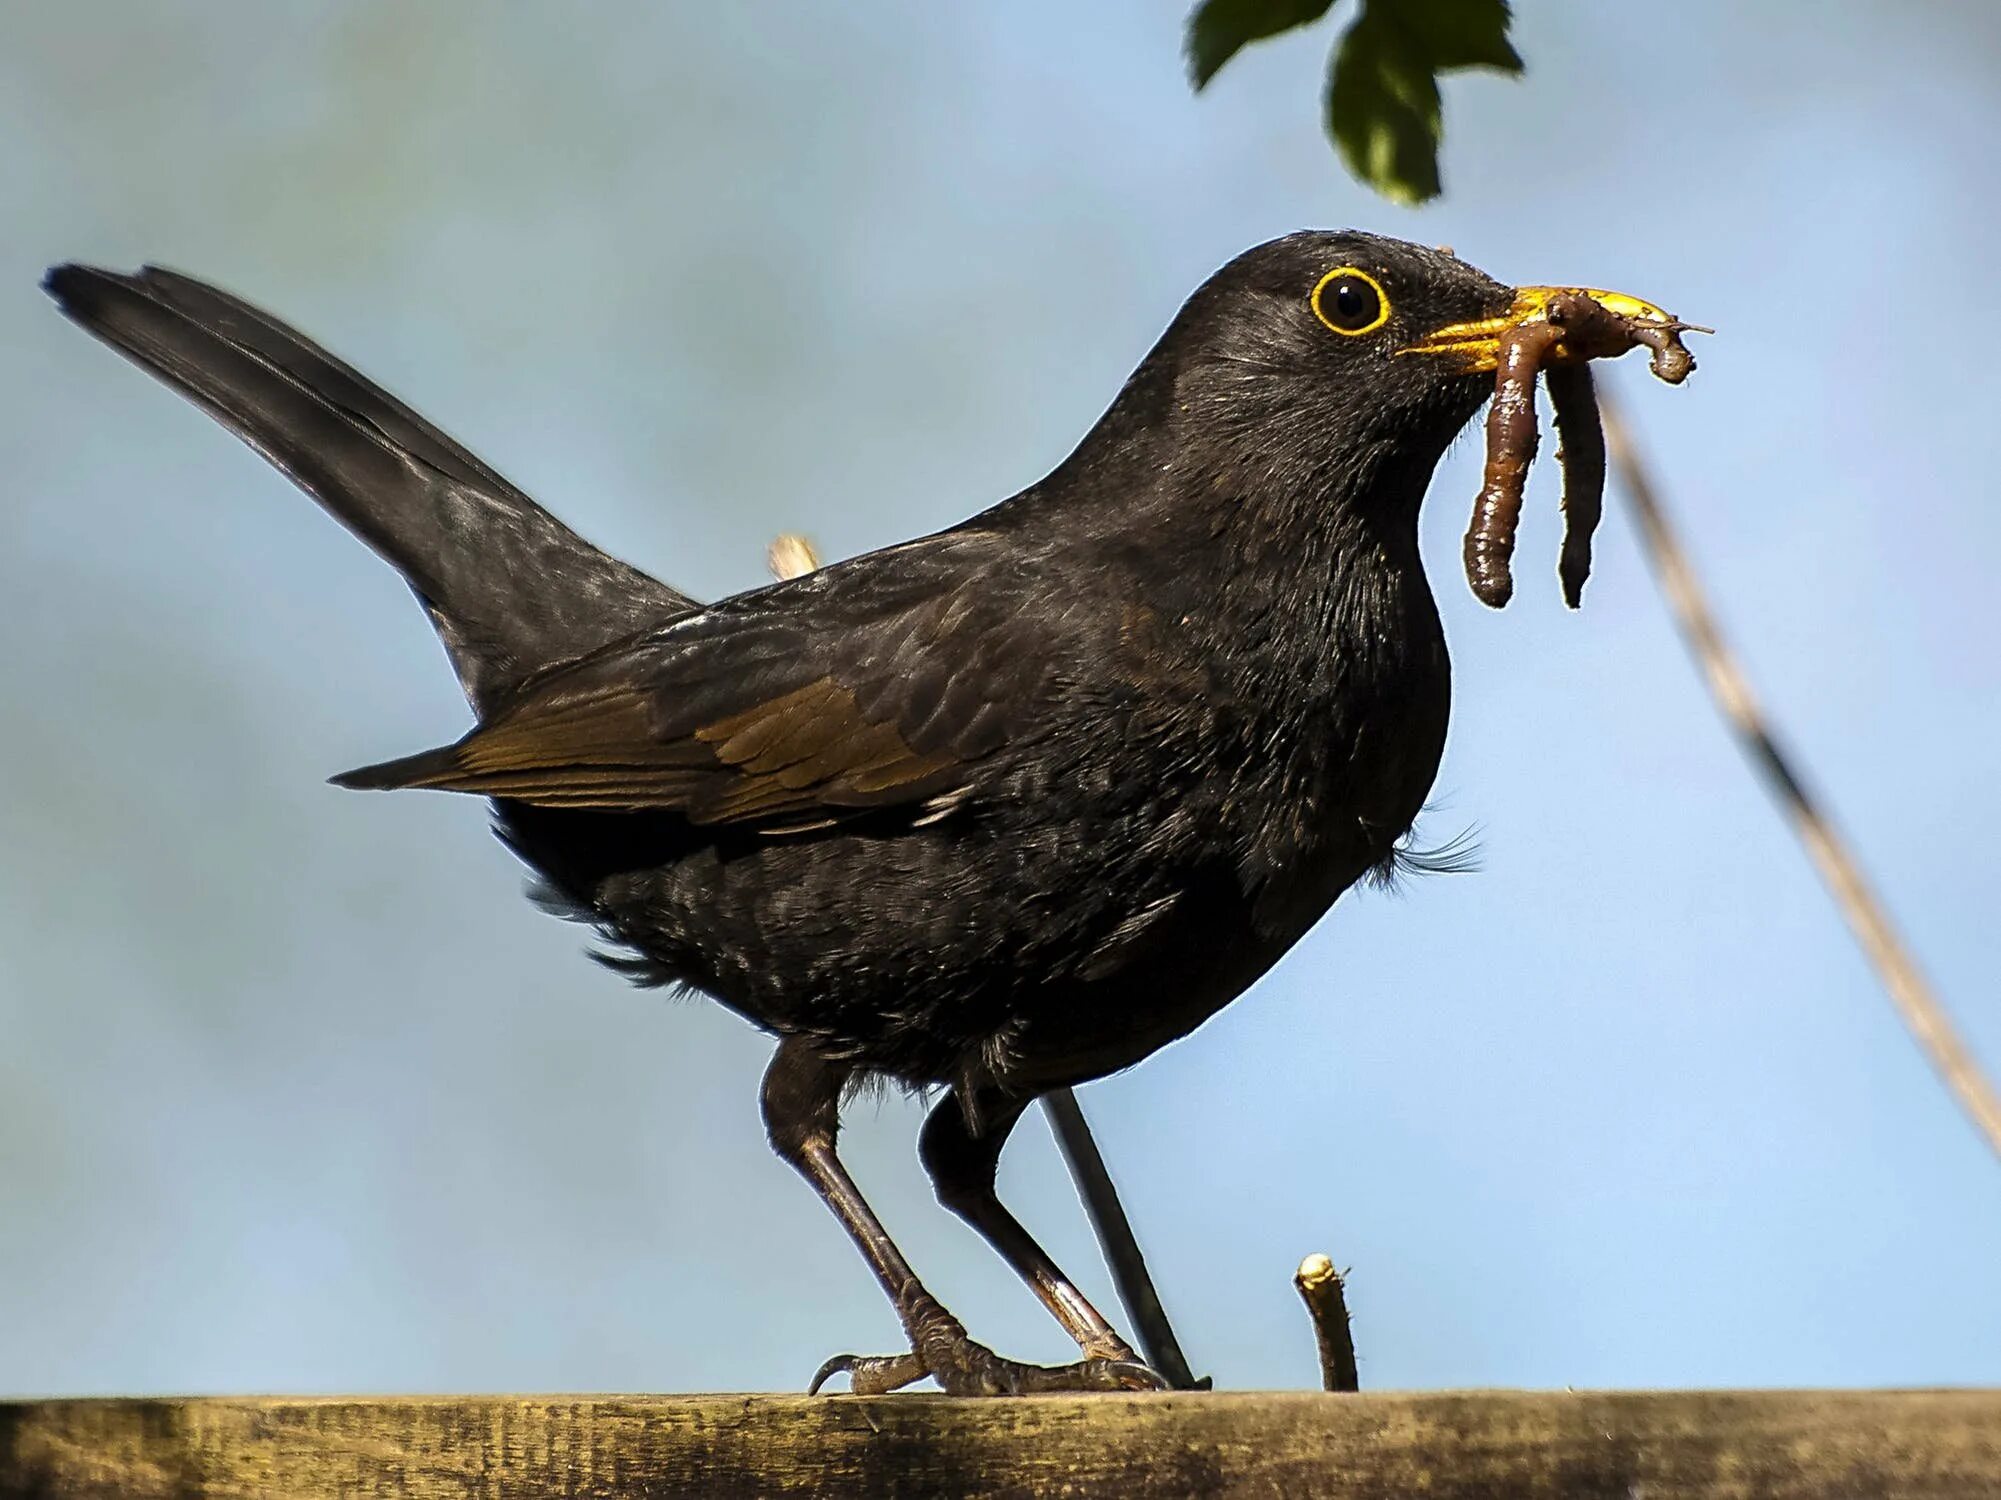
[3,2,1997,1396]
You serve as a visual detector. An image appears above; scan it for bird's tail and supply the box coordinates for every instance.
[43,264,695,711]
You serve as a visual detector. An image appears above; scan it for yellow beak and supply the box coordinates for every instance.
[1399,286,1680,373]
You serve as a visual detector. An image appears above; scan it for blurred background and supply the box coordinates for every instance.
[3,2,1997,1396]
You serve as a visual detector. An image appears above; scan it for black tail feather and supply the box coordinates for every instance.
[45,263,696,711]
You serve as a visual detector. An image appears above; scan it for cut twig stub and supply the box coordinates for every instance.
[767,532,822,582]
[1294,1253,1359,1393]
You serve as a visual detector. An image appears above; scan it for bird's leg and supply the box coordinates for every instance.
[760,1042,1161,1396]
[918,1089,1149,1367]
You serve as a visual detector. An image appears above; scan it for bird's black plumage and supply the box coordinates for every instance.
[46,232,1521,1394]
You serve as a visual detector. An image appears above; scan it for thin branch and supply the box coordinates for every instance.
[1043,1088,1206,1390]
[1599,386,2001,1163]
[1293,1254,1359,1392]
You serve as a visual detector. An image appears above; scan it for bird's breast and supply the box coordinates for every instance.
[1188,550,1453,944]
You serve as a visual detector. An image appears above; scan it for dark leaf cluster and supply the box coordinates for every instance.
[1187,0,1523,204]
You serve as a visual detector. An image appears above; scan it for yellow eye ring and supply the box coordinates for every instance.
[1311,267,1391,336]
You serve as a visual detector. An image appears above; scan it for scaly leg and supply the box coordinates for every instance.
[919,1088,1144,1364]
[760,1041,1162,1396]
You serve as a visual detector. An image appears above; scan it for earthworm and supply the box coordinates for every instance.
[1463,319,1560,609]
[1464,291,1701,609]
[1549,363,1605,609]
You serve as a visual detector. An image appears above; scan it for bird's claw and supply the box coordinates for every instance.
[808,1350,930,1396]
[808,1338,1169,1397]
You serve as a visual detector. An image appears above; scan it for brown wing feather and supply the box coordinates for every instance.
[332,530,1064,825]
[352,672,967,822]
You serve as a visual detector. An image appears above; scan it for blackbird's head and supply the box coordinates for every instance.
[1153,230,1667,518]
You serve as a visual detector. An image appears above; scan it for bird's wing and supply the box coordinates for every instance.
[333,531,1063,827]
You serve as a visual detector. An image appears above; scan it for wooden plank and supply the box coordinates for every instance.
[3,1390,1998,1499]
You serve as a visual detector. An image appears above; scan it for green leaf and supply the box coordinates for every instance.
[1397,0,1523,71]
[1326,10,1442,205]
[1185,0,1338,90]
[1324,0,1522,204]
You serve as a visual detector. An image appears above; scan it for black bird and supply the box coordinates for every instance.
[45,234,1666,1395]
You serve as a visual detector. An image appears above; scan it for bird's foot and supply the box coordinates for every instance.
[809,1335,1168,1397]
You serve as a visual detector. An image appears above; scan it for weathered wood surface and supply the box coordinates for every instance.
[3,1390,1998,1499]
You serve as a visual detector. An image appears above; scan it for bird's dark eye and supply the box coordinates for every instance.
[1311,267,1390,336]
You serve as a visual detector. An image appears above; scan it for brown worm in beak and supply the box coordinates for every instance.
[1550,363,1605,609]
[1463,290,1702,609]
